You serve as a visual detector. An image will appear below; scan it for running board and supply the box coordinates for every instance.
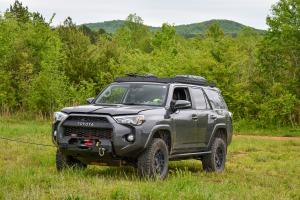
[170,151,211,159]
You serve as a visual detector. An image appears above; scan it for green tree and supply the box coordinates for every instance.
[152,23,176,51]
[6,0,30,23]
[0,1,72,114]
[115,14,152,52]
[205,23,224,41]
[258,0,300,126]
[78,24,106,44]
[58,17,97,84]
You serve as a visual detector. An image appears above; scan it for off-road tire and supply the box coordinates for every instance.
[137,138,169,179]
[202,137,226,172]
[56,150,87,171]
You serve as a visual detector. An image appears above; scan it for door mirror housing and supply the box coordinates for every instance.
[171,100,191,111]
[86,97,95,104]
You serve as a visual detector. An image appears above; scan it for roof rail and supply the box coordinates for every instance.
[125,73,157,78]
[115,74,216,87]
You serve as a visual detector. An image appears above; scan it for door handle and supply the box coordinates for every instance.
[192,114,198,120]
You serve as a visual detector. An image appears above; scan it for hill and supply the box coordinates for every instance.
[84,20,125,33]
[83,19,264,37]
[174,19,265,37]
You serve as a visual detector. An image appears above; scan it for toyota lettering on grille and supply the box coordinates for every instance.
[77,122,94,127]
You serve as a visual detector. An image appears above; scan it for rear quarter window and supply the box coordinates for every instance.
[204,88,227,109]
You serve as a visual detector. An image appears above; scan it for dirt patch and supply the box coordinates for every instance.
[234,135,300,141]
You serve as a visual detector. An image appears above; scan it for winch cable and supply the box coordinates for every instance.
[0,136,56,148]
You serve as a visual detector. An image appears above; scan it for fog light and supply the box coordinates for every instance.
[83,140,93,146]
[52,130,57,144]
[126,134,135,142]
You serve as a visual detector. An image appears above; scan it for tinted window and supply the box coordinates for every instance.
[204,89,227,109]
[191,88,207,109]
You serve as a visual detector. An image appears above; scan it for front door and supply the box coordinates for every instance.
[170,87,198,153]
[171,109,196,153]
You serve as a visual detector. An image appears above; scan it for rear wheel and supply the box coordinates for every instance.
[56,150,87,171]
[137,138,169,179]
[202,137,226,172]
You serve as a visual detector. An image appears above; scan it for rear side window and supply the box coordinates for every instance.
[190,88,208,109]
[204,89,227,109]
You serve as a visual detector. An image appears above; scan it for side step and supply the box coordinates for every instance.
[169,151,211,160]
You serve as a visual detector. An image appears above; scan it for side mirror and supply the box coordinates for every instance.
[171,100,191,111]
[86,97,95,104]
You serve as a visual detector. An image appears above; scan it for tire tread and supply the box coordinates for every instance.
[137,138,169,179]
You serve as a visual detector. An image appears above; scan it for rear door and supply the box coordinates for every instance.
[190,87,210,148]
[203,88,229,145]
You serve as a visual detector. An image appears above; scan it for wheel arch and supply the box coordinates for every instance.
[207,123,228,147]
[144,125,172,153]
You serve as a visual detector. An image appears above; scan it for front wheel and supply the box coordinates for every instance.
[137,138,169,179]
[56,150,87,171]
[202,137,227,172]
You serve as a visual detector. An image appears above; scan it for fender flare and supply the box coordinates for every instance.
[144,125,172,149]
[207,123,227,147]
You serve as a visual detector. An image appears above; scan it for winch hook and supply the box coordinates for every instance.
[96,141,105,157]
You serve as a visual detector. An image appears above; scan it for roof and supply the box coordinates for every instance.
[114,74,216,87]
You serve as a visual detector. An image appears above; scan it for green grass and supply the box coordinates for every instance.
[0,117,300,199]
[234,119,300,137]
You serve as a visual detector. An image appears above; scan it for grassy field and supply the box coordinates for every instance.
[234,119,300,137]
[0,117,300,200]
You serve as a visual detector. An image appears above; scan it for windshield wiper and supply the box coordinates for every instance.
[122,103,139,105]
[95,103,118,106]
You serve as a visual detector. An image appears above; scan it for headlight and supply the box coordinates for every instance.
[113,115,145,126]
[53,112,68,122]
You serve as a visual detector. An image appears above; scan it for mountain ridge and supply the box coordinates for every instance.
[83,19,265,37]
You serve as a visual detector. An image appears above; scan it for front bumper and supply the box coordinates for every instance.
[53,114,149,161]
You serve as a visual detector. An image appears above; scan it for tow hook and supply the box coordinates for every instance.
[96,141,105,157]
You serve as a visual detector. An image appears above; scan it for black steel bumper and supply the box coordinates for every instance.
[53,114,150,163]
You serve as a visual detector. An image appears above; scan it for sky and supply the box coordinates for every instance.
[0,0,279,29]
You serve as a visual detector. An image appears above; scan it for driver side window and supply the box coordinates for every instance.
[172,87,191,102]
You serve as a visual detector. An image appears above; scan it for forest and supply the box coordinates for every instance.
[0,0,299,128]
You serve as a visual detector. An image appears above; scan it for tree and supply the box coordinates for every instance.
[258,0,300,125]
[0,1,70,113]
[205,23,224,41]
[114,14,152,52]
[152,23,176,51]
[57,17,97,84]
[5,0,45,24]
[6,0,30,23]
[79,25,106,44]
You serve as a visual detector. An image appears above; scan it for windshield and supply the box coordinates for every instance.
[95,83,168,106]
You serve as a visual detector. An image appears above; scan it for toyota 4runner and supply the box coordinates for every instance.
[52,75,233,179]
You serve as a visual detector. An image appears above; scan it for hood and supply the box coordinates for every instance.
[61,104,160,116]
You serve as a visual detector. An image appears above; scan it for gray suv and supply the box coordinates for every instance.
[52,75,232,179]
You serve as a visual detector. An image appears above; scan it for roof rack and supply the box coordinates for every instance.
[115,74,216,87]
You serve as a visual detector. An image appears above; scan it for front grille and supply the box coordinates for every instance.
[64,126,112,139]
[62,115,112,140]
